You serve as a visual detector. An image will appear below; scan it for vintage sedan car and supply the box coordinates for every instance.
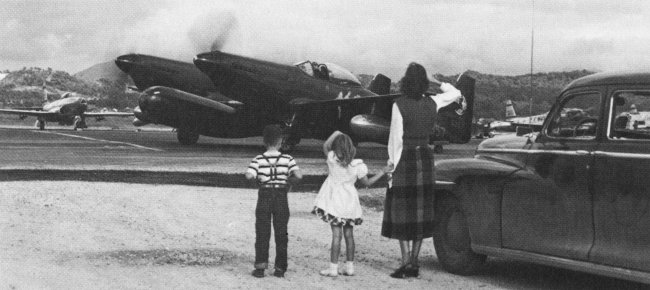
[432,71,650,284]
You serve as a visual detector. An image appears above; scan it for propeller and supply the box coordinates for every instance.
[188,10,239,53]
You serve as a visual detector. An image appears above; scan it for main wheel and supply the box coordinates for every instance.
[36,120,45,130]
[177,128,199,145]
[433,193,486,275]
[280,135,300,153]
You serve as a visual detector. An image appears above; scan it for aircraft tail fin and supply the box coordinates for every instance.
[505,99,516,119]
[435,72,476,144]
[42,81,48,102]
[367,74,391,95]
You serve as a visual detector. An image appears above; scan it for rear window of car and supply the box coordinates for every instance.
[608,90,650,140]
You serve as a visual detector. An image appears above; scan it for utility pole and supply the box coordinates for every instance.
[529,0,535,119]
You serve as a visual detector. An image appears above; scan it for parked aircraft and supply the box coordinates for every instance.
[0,85,132,130]
[115,51,475,150]
[484,100,547,135]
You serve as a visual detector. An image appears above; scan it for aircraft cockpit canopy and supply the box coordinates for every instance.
[295,61,361,87]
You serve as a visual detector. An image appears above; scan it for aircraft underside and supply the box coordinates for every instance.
[135,90,392,148]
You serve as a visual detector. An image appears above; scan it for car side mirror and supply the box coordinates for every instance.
[516,126,533,136]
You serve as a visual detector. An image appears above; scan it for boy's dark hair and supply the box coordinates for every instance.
[263,124,283,147]
[400,62,430,99]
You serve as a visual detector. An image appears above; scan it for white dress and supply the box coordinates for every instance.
[312,151,368,226]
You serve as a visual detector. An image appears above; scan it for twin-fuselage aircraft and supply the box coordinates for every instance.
[115,51,475,150]
[0,91,133,130]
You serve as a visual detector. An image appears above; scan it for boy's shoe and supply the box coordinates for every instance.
[273,269,285,278]
[252,269,265,278]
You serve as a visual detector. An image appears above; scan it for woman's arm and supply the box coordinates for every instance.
[358,164,393,187]
[323,130,343,156]
[430,82,462,112]
[387,103,403,169]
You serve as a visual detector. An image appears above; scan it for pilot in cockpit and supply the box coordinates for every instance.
[312,63,330,81]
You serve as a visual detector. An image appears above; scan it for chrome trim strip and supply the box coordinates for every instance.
[435,180,456,185]
[472,245,650,284]
[593,151,650,159]
[478,148,591,156]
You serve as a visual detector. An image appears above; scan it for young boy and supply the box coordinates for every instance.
[245,124,302,278]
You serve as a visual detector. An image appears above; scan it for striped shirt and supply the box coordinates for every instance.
[247,150,299,185]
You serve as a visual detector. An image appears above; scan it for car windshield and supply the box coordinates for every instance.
[294,61,361,86]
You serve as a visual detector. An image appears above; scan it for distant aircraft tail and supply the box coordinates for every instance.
[42,81,48,102]
[505,99,516,119]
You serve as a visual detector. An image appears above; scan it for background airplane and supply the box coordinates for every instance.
[0,81,133,130]
[485,99,547,135]
[115,51,475,150]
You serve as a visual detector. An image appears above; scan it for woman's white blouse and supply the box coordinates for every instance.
[387,82,462,175]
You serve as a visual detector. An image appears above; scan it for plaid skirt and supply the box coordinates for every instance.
[381,145,436,240]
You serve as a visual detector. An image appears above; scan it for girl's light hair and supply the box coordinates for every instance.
[331,133,356,167]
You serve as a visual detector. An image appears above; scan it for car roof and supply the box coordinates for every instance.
[564,71,650,92]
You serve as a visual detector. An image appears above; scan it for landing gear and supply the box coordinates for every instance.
[177,127,199,145]
[35,119,45,130]
[280,113,301,153]
[73,116,87,131]
[280,134,300,153]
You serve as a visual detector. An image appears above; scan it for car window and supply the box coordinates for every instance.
[546,92,601,139]
[608,90,650,140]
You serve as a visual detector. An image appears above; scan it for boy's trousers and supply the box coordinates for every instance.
[254,186,290,270]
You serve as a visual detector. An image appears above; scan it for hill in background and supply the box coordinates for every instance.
[0,66,137,110]
[1,60,595,120]
[74,61,132,86]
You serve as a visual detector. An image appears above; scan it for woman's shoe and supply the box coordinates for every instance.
[389,264,409,279]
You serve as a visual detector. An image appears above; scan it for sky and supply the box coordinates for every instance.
[1,0,650,80]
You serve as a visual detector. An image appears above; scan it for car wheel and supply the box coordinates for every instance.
[433,193,486,275]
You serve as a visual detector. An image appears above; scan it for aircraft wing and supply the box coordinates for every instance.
[0,108,57,117]
[83,111,133,117]
[289,73,476,144]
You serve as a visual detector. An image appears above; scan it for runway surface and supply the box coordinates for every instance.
[0,127,481,188]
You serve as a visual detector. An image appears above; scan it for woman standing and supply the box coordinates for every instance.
[382,63,462,278]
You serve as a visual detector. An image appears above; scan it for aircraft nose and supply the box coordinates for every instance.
[193,51,228,73]
[115,54,141,73]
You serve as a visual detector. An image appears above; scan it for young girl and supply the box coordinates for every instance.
[312,131,392,277]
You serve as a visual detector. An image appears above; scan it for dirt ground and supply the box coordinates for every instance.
[1,181,644,290]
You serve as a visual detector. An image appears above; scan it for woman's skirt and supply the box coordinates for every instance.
[381,145,436,240]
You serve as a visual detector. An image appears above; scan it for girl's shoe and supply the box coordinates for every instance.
[338,268,355,276]
[319,269,338,277]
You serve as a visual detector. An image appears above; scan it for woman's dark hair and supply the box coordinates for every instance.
[400,62,430,99]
